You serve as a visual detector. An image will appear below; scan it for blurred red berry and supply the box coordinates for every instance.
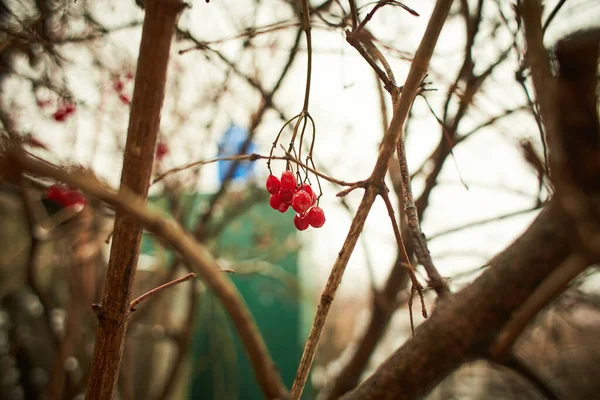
[126,71,134,80]
[119,94,131,105]
[266,174,280,195]
[53,109,67,122]
[65,191,87,208]
[294,214,310,231]
[113,79,124,92]
[292,190,312,214]
[155,142,169,160]
[47,184,69,204]
[36,99,52,108]
[280,171,296,192]
[269,193,289,213]
[47,185,87,209]
[307,206,325,228]
[64,102,76,114]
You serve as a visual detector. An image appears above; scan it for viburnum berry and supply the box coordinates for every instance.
[155,142,169,161]
[266,174,280,195]
[47,185,87,209]
[64,102,76,114]
[307,206,326,228]
[280,189,294,204]
[119,93,131,105]
[53,109,68,122]
[47,184,68,205]
[294,213,310,231]
[269,193,289,213]
[113,79,124,92]
[280,171,296,192]
[36,99,52,109]
[299,183,317,205]
[292,190,312,214]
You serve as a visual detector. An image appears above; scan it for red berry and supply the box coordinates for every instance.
[280,189,294,204]
[119,94,131,105]
[47,184,69,204]
[53,109,67,122]
[156,142,169,160]
[299,183,317,205]
[294,214,310,231]
[266,174,280,195]
[36,99,52,108]
[126,71,134,80]
[113,79,124,92]
[64,102,76,114]
[280,171,296,192]
[308,206,326,228]
[64,190,87,208]
[269,193,289,213]
[292,190,312,214]
[47,185,86,208]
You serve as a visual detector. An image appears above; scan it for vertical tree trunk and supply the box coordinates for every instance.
[86,1,184,398]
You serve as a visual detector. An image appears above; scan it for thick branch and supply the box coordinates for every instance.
[86,1,185,399]
[343,201,593,399]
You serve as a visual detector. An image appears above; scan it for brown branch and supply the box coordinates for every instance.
[379,187,426,319]
[341,200,594,399]
[323,73,412,400]
[520,4,600,258]
[490,253,588,360]
[290,0,455,397]
[495,356,560,400]
[84,2,186,398]
[130,272,196,312]
[153,280,198,400]
[397,134,450,296]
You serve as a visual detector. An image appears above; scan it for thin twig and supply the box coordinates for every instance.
[379,187,427,320]
[397,135,450,296]
[427,204,544,241]
[130,272,196,311]
[152,152,357,187]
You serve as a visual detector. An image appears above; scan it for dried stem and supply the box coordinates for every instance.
[397,125,450,296]
[130,272,196,311]
[379,187,426,319]
[153,152,357,188]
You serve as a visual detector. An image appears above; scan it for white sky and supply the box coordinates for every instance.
[8,0,600,301]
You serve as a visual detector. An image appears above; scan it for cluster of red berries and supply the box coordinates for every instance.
[47,184,87,209]
[266,171,325,231]
[113,72,134,105]
[52,102,76,122]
